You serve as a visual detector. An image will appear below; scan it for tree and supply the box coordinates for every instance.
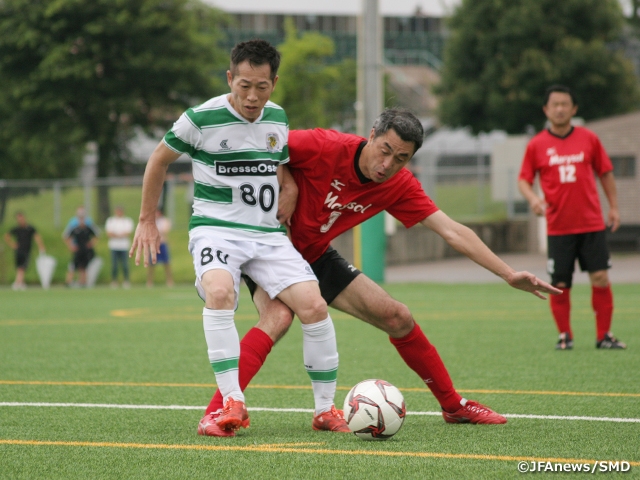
[271,19,357,131]
[437,0,640,133]
[0,0,228,221]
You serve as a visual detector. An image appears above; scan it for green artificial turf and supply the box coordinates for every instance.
[0,283,638,479]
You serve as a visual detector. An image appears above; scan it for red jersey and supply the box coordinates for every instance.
[519,126,612,235]
[288,128,439,263]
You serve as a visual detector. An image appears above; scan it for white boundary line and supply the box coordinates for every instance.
[1,403,639,423]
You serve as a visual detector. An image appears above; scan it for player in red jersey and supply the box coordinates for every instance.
[198,108,561,436]
[518,85,626,351]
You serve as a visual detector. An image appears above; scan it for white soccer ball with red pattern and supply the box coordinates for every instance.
[343,379,406,440]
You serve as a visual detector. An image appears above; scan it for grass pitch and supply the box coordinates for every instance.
[0,282,638,479]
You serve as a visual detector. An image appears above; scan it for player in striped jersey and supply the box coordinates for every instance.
[130,40,348,436]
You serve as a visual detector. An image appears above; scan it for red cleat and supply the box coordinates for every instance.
[215,398,250,431]
[197,411,236,437]
[312,405,351,432]
[442,401,507,424]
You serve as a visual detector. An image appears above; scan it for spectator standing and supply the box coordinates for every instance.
[105,206,134,288]
[63,207,96,287]
[64,215,98,287]
[518,84,626,350]
[146,208,174,287]
[3,211,45,290]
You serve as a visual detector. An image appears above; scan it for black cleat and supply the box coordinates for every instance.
[555,332,573,350]
[596,332,626,349]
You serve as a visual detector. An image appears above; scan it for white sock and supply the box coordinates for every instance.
[301,316,338,415]
[202,308,244,403]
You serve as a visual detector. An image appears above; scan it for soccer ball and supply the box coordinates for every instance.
[343,379,406,440]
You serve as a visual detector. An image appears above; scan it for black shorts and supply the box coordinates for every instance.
[547,230,611,288]
[15,251,30,269]
[74,249,95,269]
[243,246,361,305]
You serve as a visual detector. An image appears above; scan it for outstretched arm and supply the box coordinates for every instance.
[129,142,180,267]
[421,210,561,299]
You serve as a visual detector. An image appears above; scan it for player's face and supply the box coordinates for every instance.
[543,92,577,129]
[227,61,278,122]
[360,128,415,183]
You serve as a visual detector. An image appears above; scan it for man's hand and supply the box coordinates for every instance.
[129,220,161,267]
[607,207,620,233]
[528,197,547,216]
[505,271,562,299]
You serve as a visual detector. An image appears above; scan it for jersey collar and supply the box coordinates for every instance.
[354,141,371,184]
[546,126,574,139]
[224,94,264,123]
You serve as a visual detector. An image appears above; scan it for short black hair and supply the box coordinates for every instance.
[372,108,424,154]
[230,39,281,81]
[544,85,577,106]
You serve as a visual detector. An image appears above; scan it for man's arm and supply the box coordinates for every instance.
[4,232,16,250]
[65,234,77,252]
[421,210,561,299]
[277,165,298,226]
[518,179,546,216]
[599,171,620,233]
[129,142,181,266]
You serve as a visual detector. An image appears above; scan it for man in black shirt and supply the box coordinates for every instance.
[3,211,45,290]
[64,216,98,287]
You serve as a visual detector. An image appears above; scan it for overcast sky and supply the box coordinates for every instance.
[207,0,633,19]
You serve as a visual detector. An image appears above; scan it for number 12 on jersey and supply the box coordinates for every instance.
[558,164,576,184]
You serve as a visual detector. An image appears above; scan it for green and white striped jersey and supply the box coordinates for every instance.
[164,94,290,244]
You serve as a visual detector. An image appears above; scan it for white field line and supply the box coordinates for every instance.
[1,403,639,423]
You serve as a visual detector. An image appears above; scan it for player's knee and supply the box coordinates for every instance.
[381,302,413,336]
[551,274,572,289]
[204,284,235,309]
[589,270,609,287]
[296,296,329,324]
[257,303,295,341]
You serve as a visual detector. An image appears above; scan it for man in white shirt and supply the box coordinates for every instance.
[106,206,134,288]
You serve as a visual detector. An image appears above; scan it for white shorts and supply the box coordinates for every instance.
[188,229,318,306]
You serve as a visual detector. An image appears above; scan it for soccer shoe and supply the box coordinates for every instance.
[312,405,351,432]
[555,332,574,350]
[596,332,627,349]
[197,411,236,437]
[442,401,507,424]
[215,398,250,431]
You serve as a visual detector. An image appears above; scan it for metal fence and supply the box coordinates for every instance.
[0,175,194,230]
[0,166,527,231]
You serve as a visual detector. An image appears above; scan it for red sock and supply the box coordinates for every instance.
[389,323,462,413]
[205,327,274,414]
[550,288,572,337]
[592,285,613,342]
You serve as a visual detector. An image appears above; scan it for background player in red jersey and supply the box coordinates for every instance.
[518,85,626,351]
[199,108,561,436]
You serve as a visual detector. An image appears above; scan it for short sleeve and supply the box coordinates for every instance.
[386,173,439,228]
[519,141,538,184]
[163,108,202,157]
